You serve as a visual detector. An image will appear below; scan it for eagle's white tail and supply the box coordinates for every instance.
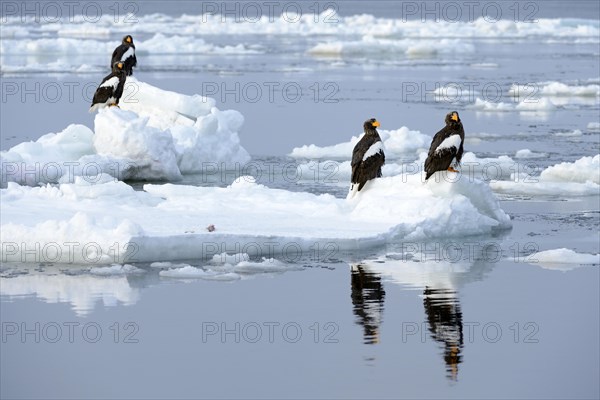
[346,183,360,200]
[89,103,104,113]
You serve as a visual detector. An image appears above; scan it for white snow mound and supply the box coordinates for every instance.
[289,126,430,159]
[1,175,511,264]
[490,155,600,196]
[1,79,250,185]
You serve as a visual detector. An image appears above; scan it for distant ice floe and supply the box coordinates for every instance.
[470,80,600,112]
[0,174,511,264]
[293,126,527,183]
[3,12,597,39]
[510,82,600,98]
[308,37,474,57]
[470,97,557,112]
[490,155,600,196]
[0,78,250,185]
[514,149,547,159]
[90,264,146,275]
[296,151,525,183]
[525,248,599,271]
[540,155,600,184]
[0,34,261,73]
[588,122,600,131]
[2,12,598,72]
[289,126,430,159]
[159,266,241,281]
[554,130,583,137]
[159,254,302,281]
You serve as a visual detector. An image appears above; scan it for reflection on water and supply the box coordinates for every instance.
[350,264,385,344]
[352,245,496,380]
[0,265,161,316]
[422,287,463,381]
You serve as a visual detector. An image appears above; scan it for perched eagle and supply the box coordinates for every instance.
[424,111,465,181]
[348,118,385,198]
[89,62,127,112]
[111,35,137,76]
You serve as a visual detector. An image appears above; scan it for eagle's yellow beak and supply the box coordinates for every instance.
[372,120,380,127]
[451,113,458,121]
[117,63,123,69]
[126,37,132,43]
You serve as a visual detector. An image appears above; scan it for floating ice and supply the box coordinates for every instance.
[515,98,557,111]
[2,12,597,40]
[5,12,595,71]
[209,252,250,265]
[490,155,600,196]
[233,258,304,273]
[510,82,600,97]
[295,151,524,183]
[158,255,300,279]
[491,180,600,197]
[159,266,241,281]
[526,248,599,271]
[90,264,146,275]
[295,160,407,184]
[93,108,182,181]
[554,130,583,137]
[0,34,261,72]
[1,174,511,264]
[470,97,556,112]
[289,126,430,159]
[529,248,599,264]
[540,155,600,184]
[470,63,499,69]
[514,149,548,159]
[308,37,474,57]
[1,79,250,185]
[587,122,600,131]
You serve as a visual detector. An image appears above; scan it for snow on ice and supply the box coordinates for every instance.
[525,248,600,271]
[1,174,511,264]
[289,126,430,159]
[295,151,526,183]
[490,155,600,196]
[1,78,250,185]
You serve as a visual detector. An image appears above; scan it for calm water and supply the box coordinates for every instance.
[1,1,599,398]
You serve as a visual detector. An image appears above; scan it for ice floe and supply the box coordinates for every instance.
[514,149,548,159]
[4,12,596,72]
[158,256,301,280]
[1,174,511,264]
[470,97,557,112]
[490,155,600,196]
[1,78,250,185]
[525,248,599,271]
[308,37,474,57]
[90,264,146,275]
[295,151,525,183]
[289,126,430,159]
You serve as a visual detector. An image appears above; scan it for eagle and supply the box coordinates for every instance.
[424,111,465,181]
[348,118,385,198]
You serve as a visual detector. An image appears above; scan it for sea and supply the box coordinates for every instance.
[1,1,599,398]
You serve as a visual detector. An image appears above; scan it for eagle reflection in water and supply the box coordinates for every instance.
[350,264,386,344]
[422,287,464,381]
[350,265,464,380]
